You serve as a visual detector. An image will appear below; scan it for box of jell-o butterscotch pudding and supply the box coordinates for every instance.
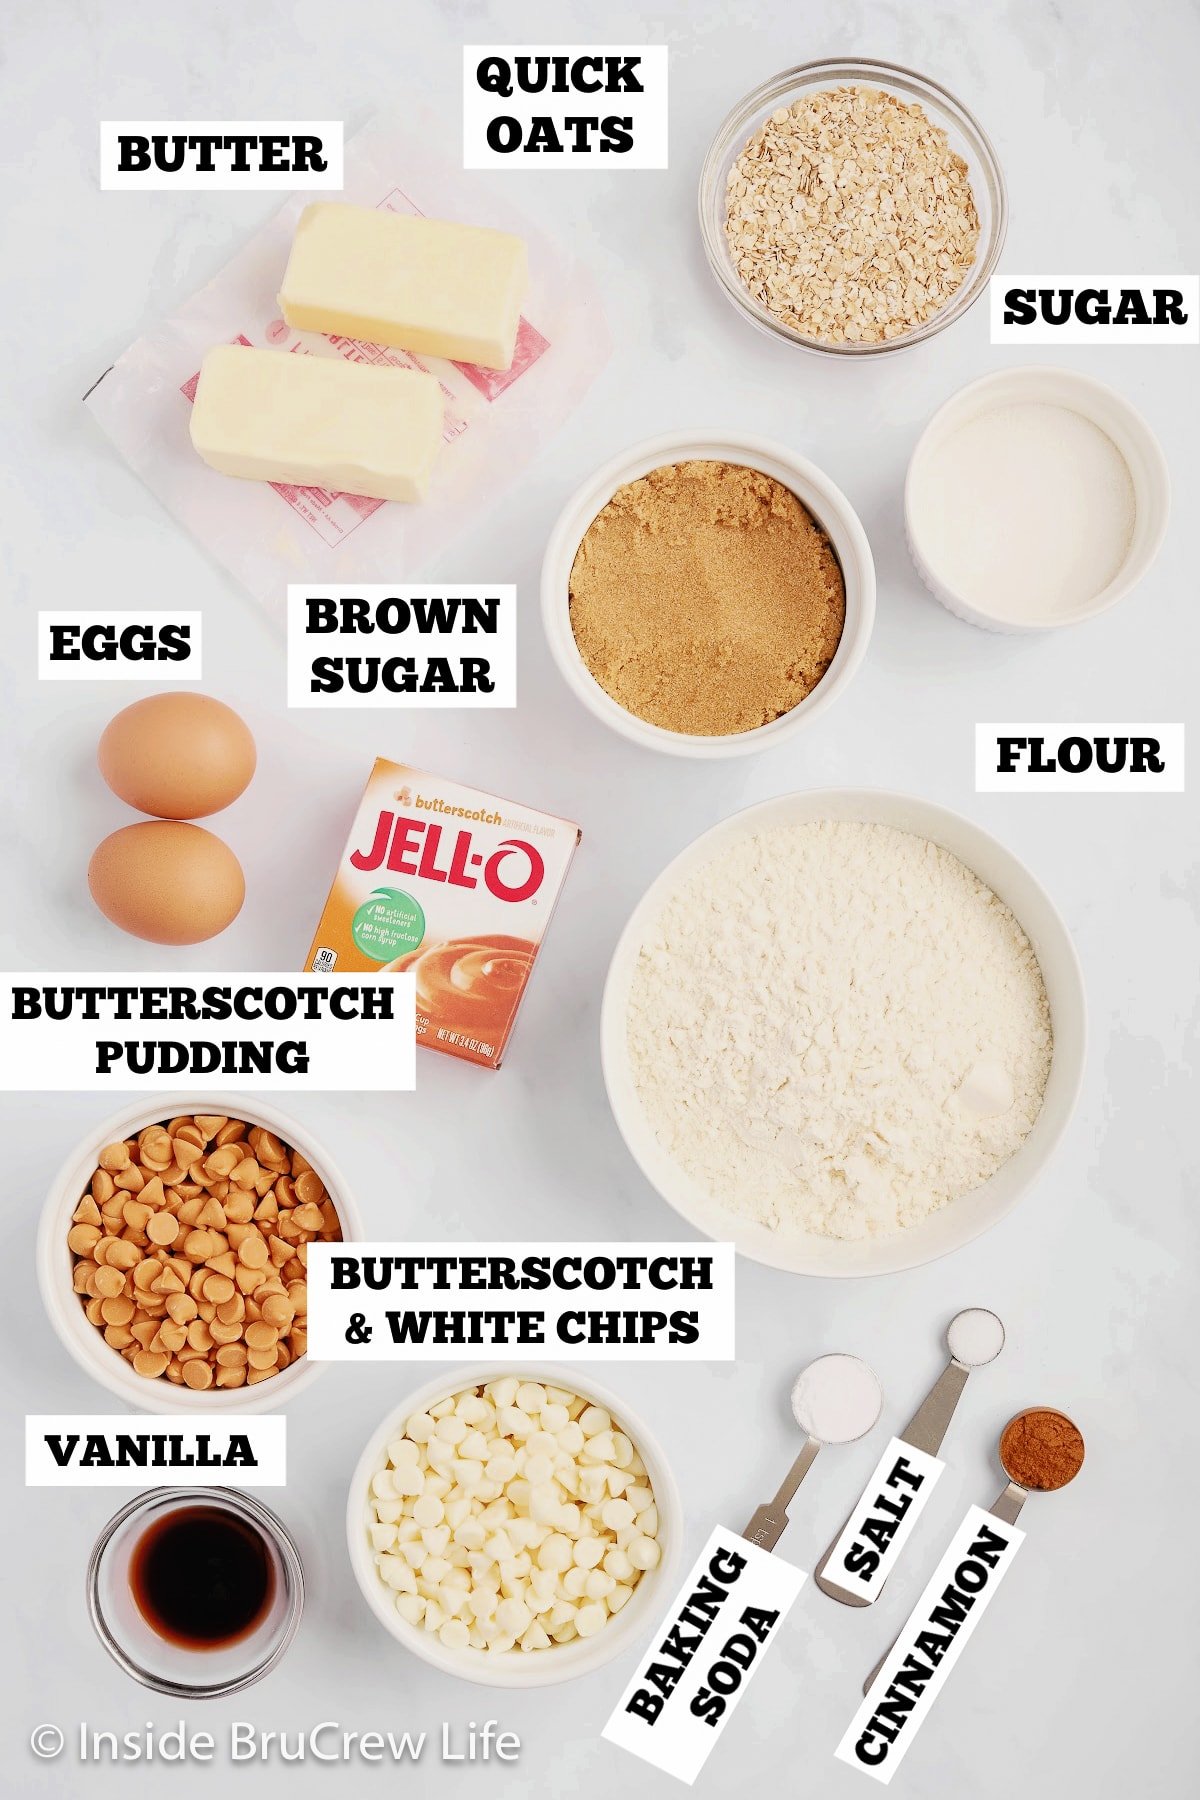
[304,760,580,1070]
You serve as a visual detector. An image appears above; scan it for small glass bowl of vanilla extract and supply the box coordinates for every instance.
[87,1489,304,1696]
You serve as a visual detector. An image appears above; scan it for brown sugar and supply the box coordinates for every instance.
[567,460,846,736]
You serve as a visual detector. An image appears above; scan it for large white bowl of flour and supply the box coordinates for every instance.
[602,790,1085,1277]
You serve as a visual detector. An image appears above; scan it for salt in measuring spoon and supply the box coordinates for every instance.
[861,1406,1085,1694]
[744,1354,884,1550]
[816,1308,1005,1605]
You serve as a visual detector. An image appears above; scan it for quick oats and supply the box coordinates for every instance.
[724,85,980,344]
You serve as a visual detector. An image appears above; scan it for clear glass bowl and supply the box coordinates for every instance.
[87,1488,304,1697]
[699,58,1008,357]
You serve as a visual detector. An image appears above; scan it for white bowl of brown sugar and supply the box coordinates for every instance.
[540,432,876,758]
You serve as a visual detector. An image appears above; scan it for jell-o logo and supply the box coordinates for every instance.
[349,811,545,905]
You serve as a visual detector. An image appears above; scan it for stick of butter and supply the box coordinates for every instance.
[189,345,443,504]
[278,203,528,371]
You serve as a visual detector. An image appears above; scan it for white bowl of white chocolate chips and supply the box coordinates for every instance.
[347,1367,680,1686]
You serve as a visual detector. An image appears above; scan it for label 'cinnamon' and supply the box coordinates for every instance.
[304,759,579,1069]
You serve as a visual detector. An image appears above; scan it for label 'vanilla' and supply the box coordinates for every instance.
[304,759,580,1070]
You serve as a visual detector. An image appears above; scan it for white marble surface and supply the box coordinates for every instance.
[2,0,1196,1794]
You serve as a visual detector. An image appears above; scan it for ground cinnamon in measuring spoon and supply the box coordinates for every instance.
[1000,1409,1086,1491]
[568,460,845,735]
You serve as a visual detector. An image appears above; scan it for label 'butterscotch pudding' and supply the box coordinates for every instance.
[305,761,579,1070]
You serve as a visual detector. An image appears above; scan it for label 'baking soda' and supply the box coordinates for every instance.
[304,760,579,1070]
[603,1525,806,1785]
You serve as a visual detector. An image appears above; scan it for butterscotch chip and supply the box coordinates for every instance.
[295,1170,325,1207]
[98,1143,131,1172]
[238,1234,269,1270]
[70,1112,340,1393]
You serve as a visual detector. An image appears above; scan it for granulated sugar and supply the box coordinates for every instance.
[907,402,1136,624]
[626,821,1053,1241]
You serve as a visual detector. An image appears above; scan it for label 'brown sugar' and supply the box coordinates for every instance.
[304,760,580,1070]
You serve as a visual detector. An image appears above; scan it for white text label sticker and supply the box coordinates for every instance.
[824,1439,944,1602]
[39,612,201,681]
[100,121,343,190]
[0,974,414,1092]
[464,46,668,168]
[975,723,1185,793]
[308,1242,735,1362]
[26,1415,286,1487]
[603,1524,805,1783]
[286,585,516,709]
[990,276,1198,344]
[835,1504,1024,1783]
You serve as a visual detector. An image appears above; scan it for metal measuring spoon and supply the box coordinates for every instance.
[861,1405,1085,1692]
[816,1309,1005,1605]
[743,1355,883,1551]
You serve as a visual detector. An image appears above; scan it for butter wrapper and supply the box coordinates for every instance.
[85,115,609,613]
[304,760,580,1070]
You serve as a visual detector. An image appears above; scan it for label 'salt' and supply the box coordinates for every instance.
[823,1439,944,1602]
[603,1523,806,1784]
[835,1504,1024,1784]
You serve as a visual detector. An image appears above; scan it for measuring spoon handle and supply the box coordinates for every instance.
[859,1481,1029,1693]
[901,1359,970,1456]
[742,1436,821,1552]
[815,1361,969,1606]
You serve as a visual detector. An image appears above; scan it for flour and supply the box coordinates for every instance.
[626,821,1053,1241]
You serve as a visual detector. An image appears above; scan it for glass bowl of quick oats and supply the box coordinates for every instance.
[699,59,1007,355]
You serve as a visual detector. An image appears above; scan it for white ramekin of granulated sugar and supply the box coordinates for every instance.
[905,367,1169,631]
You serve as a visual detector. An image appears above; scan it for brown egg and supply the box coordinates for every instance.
[98,692,256,819]
[88,822,245,944]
